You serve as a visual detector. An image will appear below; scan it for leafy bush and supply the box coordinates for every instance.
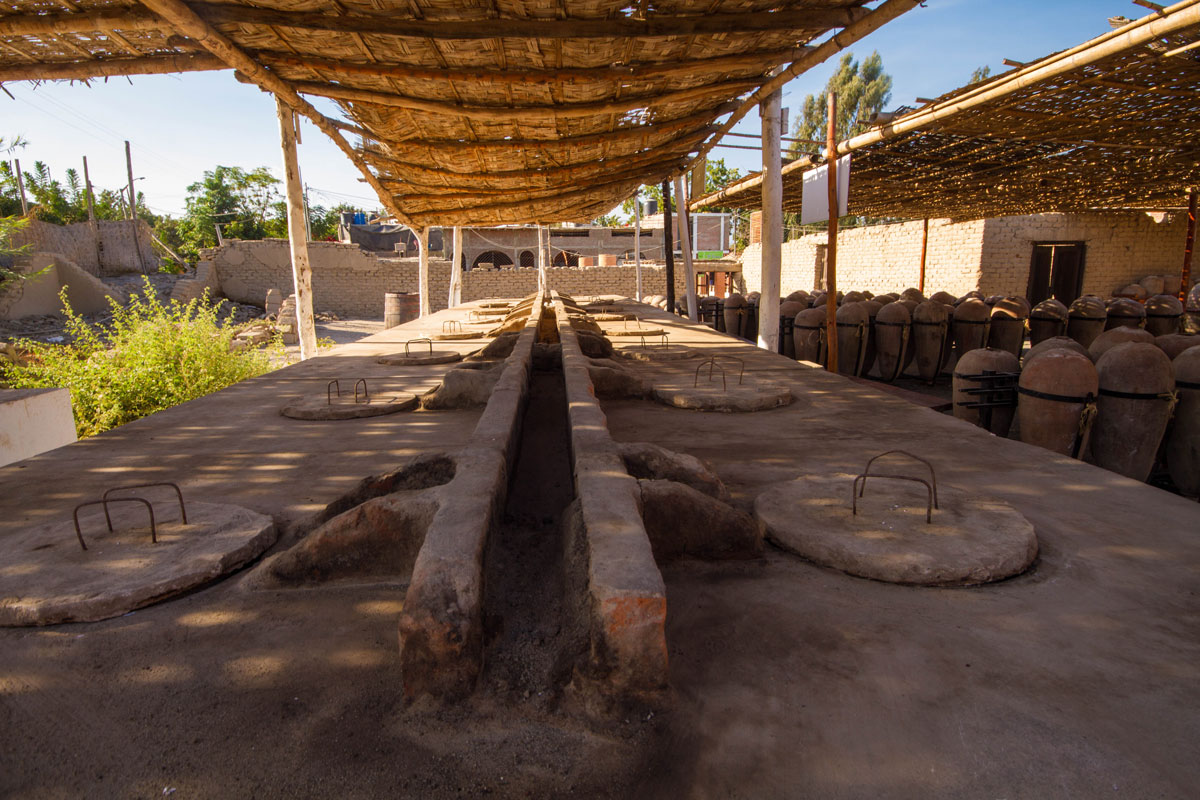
[2,279,277,437]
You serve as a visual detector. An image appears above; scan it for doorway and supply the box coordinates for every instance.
[1027,242,1086,304]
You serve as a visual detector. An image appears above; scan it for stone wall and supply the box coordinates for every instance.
[11,219,160,276]
[740,212,1190,298]
[203,239,695,317]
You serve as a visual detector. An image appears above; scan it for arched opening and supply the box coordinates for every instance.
[472,250,514,270]
[552,250,580,267]
[519,250,536,268]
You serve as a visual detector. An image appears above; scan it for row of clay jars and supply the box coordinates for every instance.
[968,334,1200,491]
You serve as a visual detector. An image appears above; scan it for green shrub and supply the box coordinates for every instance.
[3,279,277,437]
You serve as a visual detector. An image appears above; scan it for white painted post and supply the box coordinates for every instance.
[634,196,643,301]
[417,226,431,316]
[758,88,783,352]
[449,225,463,307]
[537,224,549,293]
[674,174,698,321]
[274,95,318,359]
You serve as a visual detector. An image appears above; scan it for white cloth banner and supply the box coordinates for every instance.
[800,155,851,225]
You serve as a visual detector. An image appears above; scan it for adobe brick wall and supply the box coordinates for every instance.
[204,240,695,317]
[740,212,1190,298]
[12,219,160,276]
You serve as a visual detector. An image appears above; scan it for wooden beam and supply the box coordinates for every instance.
[407,173,656,220]
[0,9,161,36]
[824,91,839,374]
[192,3,866,40]
[1182,189,1197,300]
[134,0,413,227]
[275,95,318,359]
[258,46,803,86]
[286,77,758,121]
[0,53,226,82]
[675,173,698,321]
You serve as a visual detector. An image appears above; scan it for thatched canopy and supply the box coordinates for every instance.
[0,0,921,228]
[693,0,1200,220]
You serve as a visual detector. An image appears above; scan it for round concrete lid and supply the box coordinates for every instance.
[377,351,463,366]
[606,328,667,337]
[755,475,1037,586]
[652,382,793,412]
[280,393,419,420]
[0,502,276,626]
[616,345,697,362]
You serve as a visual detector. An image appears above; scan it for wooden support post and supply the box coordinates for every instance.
[449,225,463,307]
[14,158,27,216]
[662,180,676,314]
[675,174,699,321]
[125,141,148,274]
[758,88,783,351]
[1182,189,1196,300]
[634,195,643,301]
[275,95,318,359]
[918,217,929,294]
[417,226,431,317]
[537,224,548,293]
[824,91,840,373]
[82,156,96,223]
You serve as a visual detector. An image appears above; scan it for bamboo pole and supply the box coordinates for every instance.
[918,217,929,294]
[449,226,463,307]
[634,195,643,302]
[193,3,864,40]
[0,53,224,82]
[663,180,676,314]
[14,159,27,216]
[675,174,699,321]
[82,156,96,222]
[825,92,839,374]
[125,140,148,274]
[536,225,548,294]
[285,77,757,122]
[1182,189,1197,300]
[275,95,318,359]
[417,226,431,317]
[758,88,783,352]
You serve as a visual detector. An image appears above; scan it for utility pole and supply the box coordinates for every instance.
[125,141,148,273]
[14,158,28,216]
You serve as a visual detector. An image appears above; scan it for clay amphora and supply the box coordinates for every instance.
[1104,297,1146,331]
[900,287,924,303]
[778,300,807,359]
[1018,348,1098,457]
[792,307,827,365]
[1154,334,1200,361]
[1067,296,1108,349]
[953,298,991,363]
[1186,284,1200,335]
[987,297,1028,359]
[930,291,957,306]
[912,300,951,384]
[1144,294,1183,337]
[1025,335,1090,365]
[1091,342,1175,482]
[873,302,911,382]
[1166,347,1200,497]
[835,302,870,376]
[861,299,883,377]
[1089,326,1154,362]
[723,293,747,339]
[1028,299,1069,346]
[953,347,1019,436]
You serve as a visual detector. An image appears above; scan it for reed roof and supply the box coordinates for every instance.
[0,0,920,227]
[693,1,1200,220]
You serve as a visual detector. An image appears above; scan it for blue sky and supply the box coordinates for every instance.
[3,0,1144,218]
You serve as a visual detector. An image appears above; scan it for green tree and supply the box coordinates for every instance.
[178,165,283,259]
[969,65,992,84]
[789,51,892,156]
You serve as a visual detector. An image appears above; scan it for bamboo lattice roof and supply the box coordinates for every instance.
[693,0,1200,220]
[0,0,921,227]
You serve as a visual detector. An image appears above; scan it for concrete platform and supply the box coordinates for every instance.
[2,294,1198,797]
